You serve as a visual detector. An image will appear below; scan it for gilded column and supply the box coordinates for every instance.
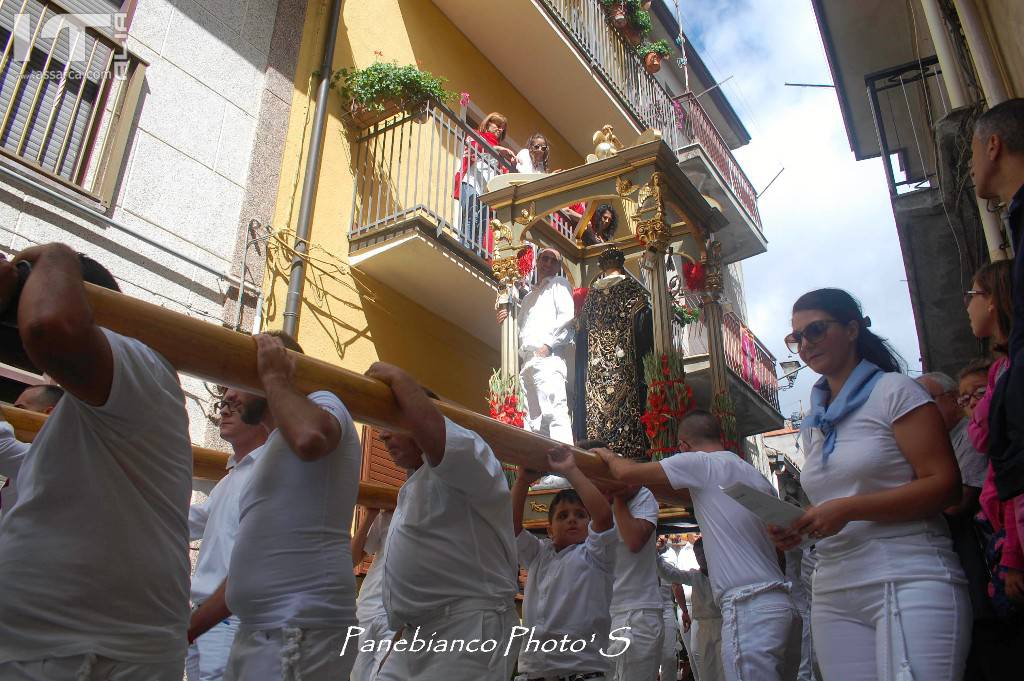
[702,241,730,399]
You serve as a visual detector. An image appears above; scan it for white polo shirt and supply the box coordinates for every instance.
[610,486,662,613]
[660,451,785,602]
[517,524,618,675]
[227,391,361,630]
[518,275,575,355]
[189,443,268,603]
[0,329,192,664]
[356,510,393,624]
[382,418,517,627]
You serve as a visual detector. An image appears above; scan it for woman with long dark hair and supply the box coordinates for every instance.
[769,288,969,681]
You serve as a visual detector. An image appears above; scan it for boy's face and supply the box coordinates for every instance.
[548,499,590,550]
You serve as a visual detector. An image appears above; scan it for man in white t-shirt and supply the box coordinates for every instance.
[365,362,518,681]
[660,538,724,681]
[218,332,361,681]
[0,243,193,680]
[656,536,683,681]
[350,506,395,681]
[596,410,801,681]
[497,248,575,444]
[0,384,65,518]
[185,391,269,681]
[605,472,664,680]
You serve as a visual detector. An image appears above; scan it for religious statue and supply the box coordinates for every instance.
[588,125,624,163]
[573,247,654,460]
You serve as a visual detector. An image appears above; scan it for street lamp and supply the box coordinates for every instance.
[779,360,803,390]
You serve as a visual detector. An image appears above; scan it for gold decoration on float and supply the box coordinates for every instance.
[491,255,520,286]
[703,240,724,293]
[490,218,514,247]
[529,501,550,514]
[513,202,537,227]
[615,176,639,197]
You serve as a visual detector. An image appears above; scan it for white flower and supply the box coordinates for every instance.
[615,347,625,358]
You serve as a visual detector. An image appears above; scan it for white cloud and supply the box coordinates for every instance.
[672,0,923,417]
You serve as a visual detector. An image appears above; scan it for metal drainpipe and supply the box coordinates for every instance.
[282,0,343,336]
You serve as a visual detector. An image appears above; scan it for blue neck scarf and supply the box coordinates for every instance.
[801,359,884,465]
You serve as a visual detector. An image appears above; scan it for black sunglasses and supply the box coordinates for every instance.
[784,319,841,354]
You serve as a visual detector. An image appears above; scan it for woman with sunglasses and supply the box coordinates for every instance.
[769,288,969,681]
[515,132,550,174]
[963,260,1024,625]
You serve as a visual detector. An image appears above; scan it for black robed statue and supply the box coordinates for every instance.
[573,247,654,460]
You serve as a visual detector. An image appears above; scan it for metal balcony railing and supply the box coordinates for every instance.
[537,0,762,230]
[672,293,781,413]
[676,93,762,229]
[349,100,515,262]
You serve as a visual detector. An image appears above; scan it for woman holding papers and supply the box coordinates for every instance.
[769,288,969,681]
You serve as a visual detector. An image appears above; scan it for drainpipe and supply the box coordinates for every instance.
[952,0,1009,106]
[282,0,343,336]
[921,0,1008,261]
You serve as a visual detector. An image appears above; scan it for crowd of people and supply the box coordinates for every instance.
[0,99,1020,681]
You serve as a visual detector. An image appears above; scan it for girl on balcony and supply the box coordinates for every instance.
[768,288,969,681]
[515,132,551,174]
[453,112,513,258]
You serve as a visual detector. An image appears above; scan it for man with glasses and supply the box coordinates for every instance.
[497,247,575,445]
[185,390,269,681]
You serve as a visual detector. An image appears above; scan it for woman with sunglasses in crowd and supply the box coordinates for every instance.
[964,260,1024,624]
[515,132,550,174]
[768,288,969,681]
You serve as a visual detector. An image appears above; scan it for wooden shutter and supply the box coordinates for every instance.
[355,426,404,576]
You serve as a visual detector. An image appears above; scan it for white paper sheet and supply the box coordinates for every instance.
[721,482,816,549]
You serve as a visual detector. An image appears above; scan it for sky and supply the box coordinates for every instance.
[668,0,925,418]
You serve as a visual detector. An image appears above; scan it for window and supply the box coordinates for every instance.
[0,0,144,205]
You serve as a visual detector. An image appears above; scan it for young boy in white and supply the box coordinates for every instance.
[367,362,518,681]
[607,482,664,681]
[0,244,193,680]
[350,507,395,681]
[597,410,801,681]
[222,333,361,681]
[513,445,617,680]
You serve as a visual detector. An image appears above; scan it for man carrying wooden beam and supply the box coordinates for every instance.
[364,361,518,681]
[219,332,361,681]
[0,243,194,680]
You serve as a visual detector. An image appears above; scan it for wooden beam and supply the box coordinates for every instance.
[0,403,400,510]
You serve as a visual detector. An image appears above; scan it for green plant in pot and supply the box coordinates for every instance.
[331,61,454,130]
[622,3,652,45]
[599,0,629,28]
[638,39,672,74]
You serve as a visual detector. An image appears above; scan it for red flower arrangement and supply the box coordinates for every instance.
[517,246,535,279]
[487,369,526,429]
[641,351,694,459]
[683,262,706,291]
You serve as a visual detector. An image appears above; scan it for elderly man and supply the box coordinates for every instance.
[0,244,193,679]
[497,247,575,443]
[185,390,269,681]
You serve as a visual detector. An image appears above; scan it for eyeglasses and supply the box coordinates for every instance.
[784,319,840,354]
[213,399,241,415]
[964,289,986,307]
[531,143,549,150]
[957,387,987,407]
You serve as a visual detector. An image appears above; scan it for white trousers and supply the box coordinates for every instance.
[608,609,664,681]
[520,355,573,444]
[794,603,816,681]
[349,614,395,681]
[690,617,724,681]
[223,625,356,681]
[0,656,181,680]
[811,580,971,681]
[186,615,240,681]
[660,611,681,681]
[376,601,517,681]
[719,585,801,681]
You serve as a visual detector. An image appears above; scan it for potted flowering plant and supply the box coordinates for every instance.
[600,0,629,28]
[331,61,454,130]
[621,3,653,45]
[487,369,526,429]
[638,39,672,74]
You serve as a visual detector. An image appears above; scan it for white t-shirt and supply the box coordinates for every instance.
[800,373,966,592]
[515,148,547,174]
[657,556,718,620]
[356,510,393,624]
[660,451,784,601]
[951,418,987,488]
[0,329,192,663]
[227,391,361,629]
[610,486,662,613]
[0,422,29,515]
[518,275,575,356]
[382,418,517,627]
[517,524,618,674]
[189,443,268,603]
